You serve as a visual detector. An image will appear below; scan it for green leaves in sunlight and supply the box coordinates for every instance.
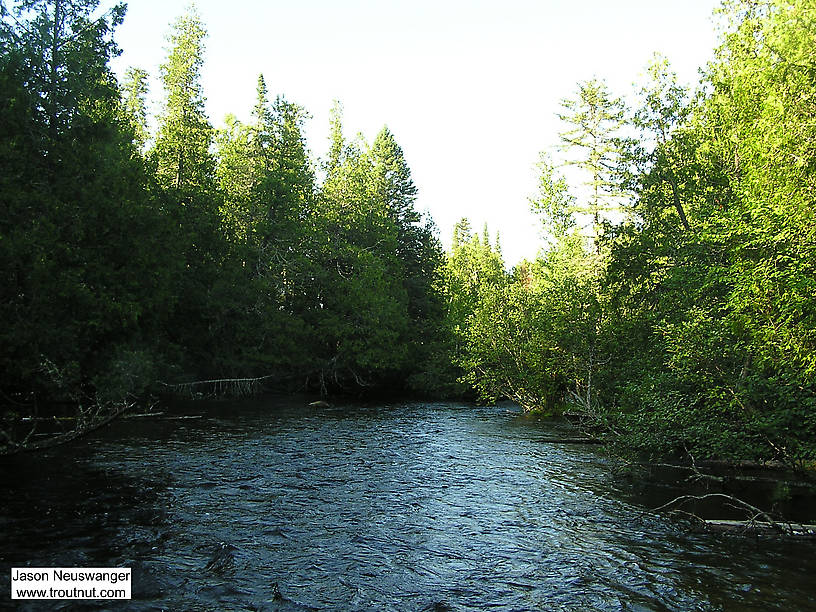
[450,0,816,463]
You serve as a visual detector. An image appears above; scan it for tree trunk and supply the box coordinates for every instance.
[49,0,62,144]
[665,171,691,231]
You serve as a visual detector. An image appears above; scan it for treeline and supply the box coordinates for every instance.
[3,0,814,465]
[0,0,448,418]
[451,0,816,463]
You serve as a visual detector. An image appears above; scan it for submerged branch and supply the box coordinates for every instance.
[0,401,136,456]
[650,492,812,536]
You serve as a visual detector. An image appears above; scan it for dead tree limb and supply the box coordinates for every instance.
[0,401,135,456]
[650,492,806,535]
[159,374,276,398]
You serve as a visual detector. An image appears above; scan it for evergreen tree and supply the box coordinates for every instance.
[121,66,149,149]
[558,78,626,250]
[0,0,176,407]
[370,126,420,228]
[150,6,213,197]
[9,0,126,149]
[325,99,344,177]
[149,6,225,379]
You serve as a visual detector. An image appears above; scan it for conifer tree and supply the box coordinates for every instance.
[121,66,149,149]
[0,0,176,407]
[10,0,126,150]
[558,78,625,250]
[370,126,420,229]
[150,6,213,197]
[325,99,344,177]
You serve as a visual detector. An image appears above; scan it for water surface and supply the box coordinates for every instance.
[1,399,814,610]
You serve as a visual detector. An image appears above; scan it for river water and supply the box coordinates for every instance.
[1,399,815,611]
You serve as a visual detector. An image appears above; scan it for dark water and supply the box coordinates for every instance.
[1,399,815,611]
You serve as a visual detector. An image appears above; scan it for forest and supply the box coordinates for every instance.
[1,0,815,465]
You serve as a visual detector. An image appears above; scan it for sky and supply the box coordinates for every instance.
[105,0,721,265]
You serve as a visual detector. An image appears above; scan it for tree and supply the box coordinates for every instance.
[148,6,227,380]
[629,55,694,231]
[558,78,626,250]
[324,99,344,177]
[7,0,126,149]
[585,0,816,462]
[0,0,177,412]
[121,66,149,149]
[369,126,446,393]
[150,6,213,197]
[443,218,507,390]
[530,152,576,239]
[370,126,420,230]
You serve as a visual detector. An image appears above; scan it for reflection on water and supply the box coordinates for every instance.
[1,399,815,611]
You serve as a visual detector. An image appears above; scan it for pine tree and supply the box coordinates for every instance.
[370,126,420,229]
[325,99,344,177]
[558,78,625,250]
[121,66,149,149]
[451,218,472,255]
[149,7,226,379]
[252,74,274,170]
[150,6,214,198]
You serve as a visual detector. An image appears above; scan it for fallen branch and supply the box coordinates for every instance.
[697,459,795,471]
[651,492,803,535]
[703,519,816,537]
[645,462,816,487]
[159,374,276,398]
[0,401,135,456]
[536,437,602,444]
[123,413,203,421]
[648,462,725,483]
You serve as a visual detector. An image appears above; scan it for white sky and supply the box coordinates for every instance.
[107,0,721,265]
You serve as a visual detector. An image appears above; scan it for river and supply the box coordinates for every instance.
[1,399,814,611]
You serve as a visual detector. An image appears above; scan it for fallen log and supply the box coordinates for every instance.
[0,401,134,456]
[645,462,816,487]
[536,437,602,444]
[122,413,202,421]
[652,493,816,537]
[697,459,799,471]
[160,374,276,398]
[702,519,816,537]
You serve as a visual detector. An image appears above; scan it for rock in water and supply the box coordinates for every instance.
[271,581,283,601]
[204,542,237,573]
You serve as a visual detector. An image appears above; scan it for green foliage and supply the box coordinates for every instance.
[0,3,449,417]
[4,0,815,468]
[597,0,816,462]
[451,0,816,464]
[440,218,508,399]
[121,66,148,148]
[150,7,214,197]
[0,0,177,406]
[304,112,445,392]
[558,78,627,247]
[530,153,575,238]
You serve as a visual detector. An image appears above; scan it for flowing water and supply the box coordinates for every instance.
[1,399,814,611]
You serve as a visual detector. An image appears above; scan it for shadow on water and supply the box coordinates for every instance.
[1,398,815,611]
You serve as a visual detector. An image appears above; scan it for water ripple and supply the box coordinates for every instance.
[1,400,815,611]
